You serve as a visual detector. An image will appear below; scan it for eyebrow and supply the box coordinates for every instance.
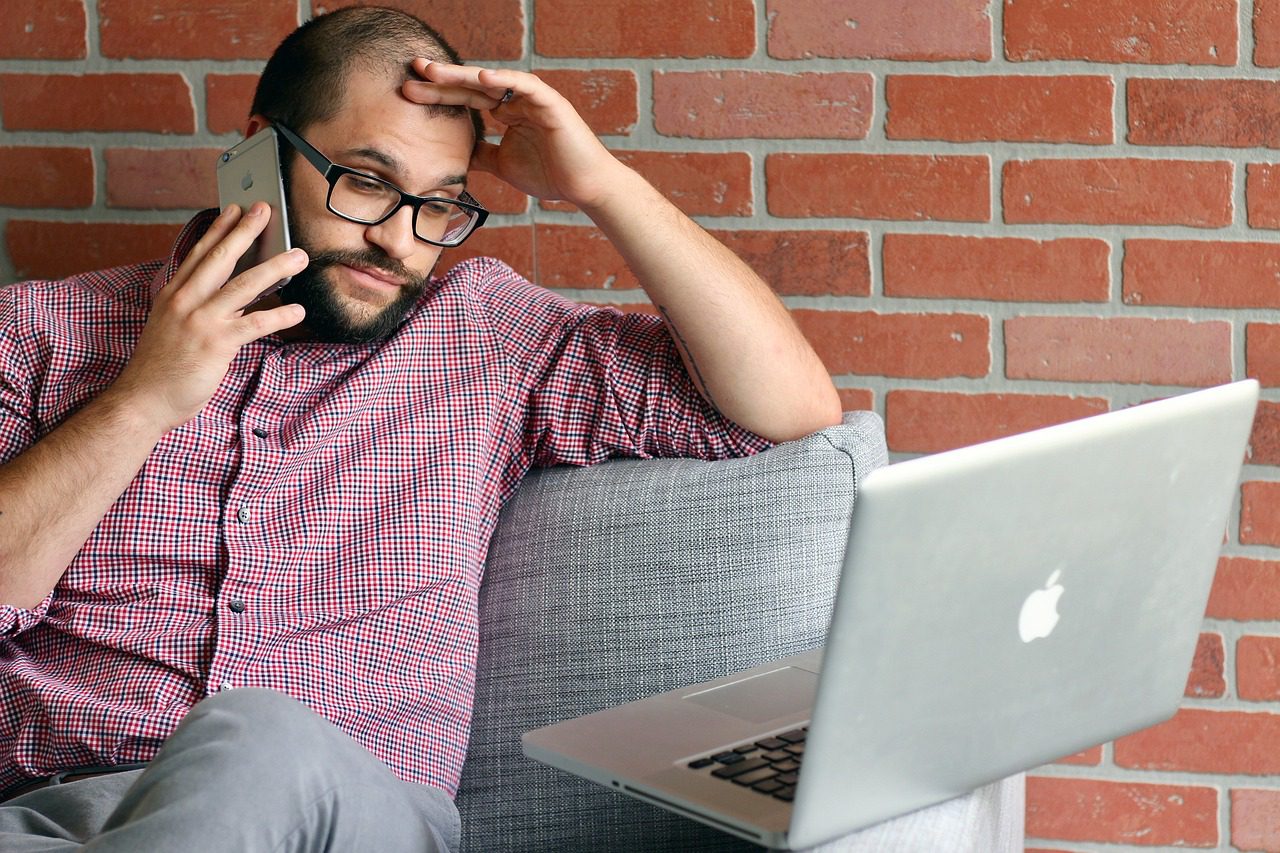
[337,146,468,190]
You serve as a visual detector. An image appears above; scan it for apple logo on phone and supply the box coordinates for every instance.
[1018,570,1064,643]
[241,172,254,191]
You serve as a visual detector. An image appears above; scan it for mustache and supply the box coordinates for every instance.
[305,248,426,288]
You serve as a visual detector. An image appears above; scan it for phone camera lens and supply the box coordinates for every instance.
[221,153,231,162]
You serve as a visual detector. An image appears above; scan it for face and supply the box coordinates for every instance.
[270,69,475,344]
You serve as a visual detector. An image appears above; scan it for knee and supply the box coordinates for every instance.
[175,688,333,760]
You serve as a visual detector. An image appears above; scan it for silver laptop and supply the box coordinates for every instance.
[522,380,1259,850]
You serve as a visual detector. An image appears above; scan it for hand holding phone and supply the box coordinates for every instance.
[215,127,293,304]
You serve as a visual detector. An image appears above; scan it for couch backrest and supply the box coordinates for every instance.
[458,411,888,852]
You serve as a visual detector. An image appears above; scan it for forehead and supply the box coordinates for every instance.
[304,68,473,180]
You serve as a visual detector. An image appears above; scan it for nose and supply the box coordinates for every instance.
[363,205,417,261]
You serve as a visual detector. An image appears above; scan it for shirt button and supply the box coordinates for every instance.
[228,599,246,614]
[252,427,268,438]
[219,681,233,692]
[236,506,250,523]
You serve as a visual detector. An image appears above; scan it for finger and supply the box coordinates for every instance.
[180,202,275,302]
[232,301,307,345]
[420,61,558,110]
[168,204,243,294]
[470,140,502,176]
[402,79,505,110]
[212,247,309,313]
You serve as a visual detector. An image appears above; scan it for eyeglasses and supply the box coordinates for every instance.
[271,122,488,248]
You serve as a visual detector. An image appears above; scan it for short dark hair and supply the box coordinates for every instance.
[250,6,484,150]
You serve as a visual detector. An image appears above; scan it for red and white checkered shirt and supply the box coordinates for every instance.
[0,210,770,797]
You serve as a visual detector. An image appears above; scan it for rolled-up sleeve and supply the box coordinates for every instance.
[474,259,773,467]
[0,285,48,637]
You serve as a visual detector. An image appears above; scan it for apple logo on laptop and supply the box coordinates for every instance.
[1018,570,1064,643]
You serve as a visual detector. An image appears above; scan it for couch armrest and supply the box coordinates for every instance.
[458,412,887,852]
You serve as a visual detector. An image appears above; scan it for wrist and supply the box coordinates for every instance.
[93,383,174,445]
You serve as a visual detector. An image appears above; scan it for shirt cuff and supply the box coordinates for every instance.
[0,588,53,637]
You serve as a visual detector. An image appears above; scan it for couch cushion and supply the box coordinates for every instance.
[457,412,887,852]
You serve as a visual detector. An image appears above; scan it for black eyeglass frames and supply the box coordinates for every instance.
[271,122,488,249]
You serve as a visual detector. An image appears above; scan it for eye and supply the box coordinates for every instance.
[346,174,386,194]
[422,197,456,215]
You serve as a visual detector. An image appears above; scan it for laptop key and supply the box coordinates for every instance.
[752,779,785,794]
[761,750,790,761]
[688,758,715,769]
[755,737,788,751]
[711,758,771,780]
[734,744,760,755]
[784,743,806,756]
[712,752,743,765]
[777,729,807,744]
[773,786,796,802]
[731,767,780,786]
[770,759,800,773]
[775,771,799,786]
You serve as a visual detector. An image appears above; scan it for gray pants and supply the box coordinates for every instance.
[0,688,460,852]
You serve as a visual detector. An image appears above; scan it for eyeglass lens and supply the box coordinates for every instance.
[330,173,477,244]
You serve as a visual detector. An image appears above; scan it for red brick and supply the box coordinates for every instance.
[882,234,1109,302]
[1129,79,1280,148]
[1249,401,1280,465]
[1248,324,1280,387]
[1256,0,1280,67]
[535,0,754,58]
[612,151,752,217]
[767,0,991,60]
[1003,159,1232,228]
[436,225,533,281]
[1004,316,1231,387]
[206,74,258,136]
[837,388,873,412]
[1249,164,1280,229]
[312,0,524,60]
[1242,482,1280,546]
[531,227,869,296]
[1124,240,1280,308]
[1208,557,1280,621]
[1056,745,1104,765]
[1026,776,1218,847]
[99,0,295,60]
[887,75,1113,144]
[0,0,86,59]
[535,70,637,136]
[885,390,1107,454]
[1238,636,1280,702]
[1187,633,1227,699]
[7,221,183,281]
[1026,849,1089,853]
[105,148,221,211]
[1115,708,1280,775]
[709,230,870,297]
[0,148,94,209]
[533,225,636,290]
[465,171,527,215]
[1005,0,1237,65]
[791,311,990,379]
[1232,788,1280,851]
[0,74,194,134]
[767,154,990,222]
[654,71,873,140]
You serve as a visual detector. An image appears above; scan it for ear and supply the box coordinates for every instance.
[244,113,271,138]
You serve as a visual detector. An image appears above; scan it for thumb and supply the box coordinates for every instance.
[470,140,501,176]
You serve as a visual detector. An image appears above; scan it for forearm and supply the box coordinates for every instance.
[581,166,841,442]
[0,389,165,609]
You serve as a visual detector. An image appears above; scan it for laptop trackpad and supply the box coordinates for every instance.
[682,666,818,724]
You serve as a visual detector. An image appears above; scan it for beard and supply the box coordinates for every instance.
[278,217,433,345]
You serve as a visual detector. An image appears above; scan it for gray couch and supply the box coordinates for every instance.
[454,412,1022,851]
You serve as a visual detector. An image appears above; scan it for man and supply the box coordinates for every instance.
[0,6,839,851]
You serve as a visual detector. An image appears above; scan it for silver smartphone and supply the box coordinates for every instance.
[215,127,293,302]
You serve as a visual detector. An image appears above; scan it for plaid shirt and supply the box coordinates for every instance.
[0,210,770,797]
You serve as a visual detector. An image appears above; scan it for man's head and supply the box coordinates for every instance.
[247,6,484,344]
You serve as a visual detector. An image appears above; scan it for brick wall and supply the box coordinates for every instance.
[3,0,1280,848]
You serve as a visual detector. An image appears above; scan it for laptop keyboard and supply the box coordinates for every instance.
[686,727,806,802]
